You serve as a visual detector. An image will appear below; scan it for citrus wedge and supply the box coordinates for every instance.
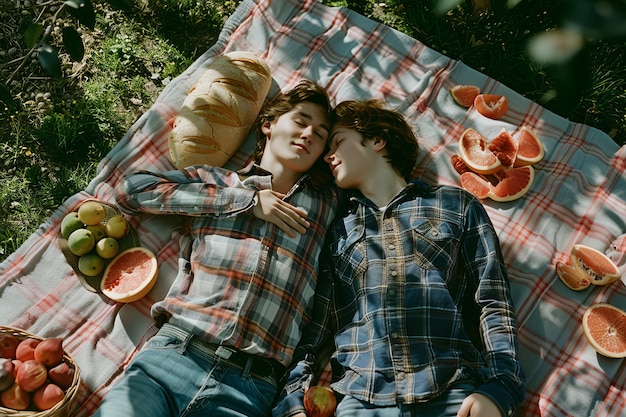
[570,244,621,286]
[101,247,158,303]
[474,94,508,119]
[458,128,501,174]
[582,303,626,358]
[488,165,534,202]
[460,171,492,199]
[488,128,517,167]
[450,85,480,107]
[514,126,544,166]
[556,261,591,291]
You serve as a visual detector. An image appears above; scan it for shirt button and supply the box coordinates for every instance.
[390,270,398,277]
[431,230,439,237]
[388,244,395,250]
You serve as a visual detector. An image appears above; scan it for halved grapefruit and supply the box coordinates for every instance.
[488,128,517,167]
[101,247,158,303]
[570,244,621,286]
[582,303,626,358]
[514,126,544,166]
[474,94,508,119]
[556,261,591,291]
[460,171,491,199]
[488,165,534,202]
[458,128,501,174]
[450,85,480,107]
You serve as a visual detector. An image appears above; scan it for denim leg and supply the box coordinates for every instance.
[335,382,476,417]
[93,334,209,417]
[336,395,401,417]
[93,333,278,417]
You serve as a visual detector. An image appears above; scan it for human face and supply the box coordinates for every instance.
[325,126,375,190]
[261,101,330,174]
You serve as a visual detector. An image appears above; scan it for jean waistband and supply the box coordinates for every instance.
[158,323,286,384]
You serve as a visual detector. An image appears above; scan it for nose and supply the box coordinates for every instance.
[300,125,314,142]
[324,150,333,163]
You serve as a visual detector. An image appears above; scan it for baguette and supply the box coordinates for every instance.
[169,51,272,169]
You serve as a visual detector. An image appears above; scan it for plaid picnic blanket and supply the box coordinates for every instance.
[1,0,625,415]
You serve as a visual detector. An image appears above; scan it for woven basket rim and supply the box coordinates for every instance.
[0,326,81,417]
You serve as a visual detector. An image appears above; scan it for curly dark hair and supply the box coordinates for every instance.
[331,100,419,181]
[253,80,332,163]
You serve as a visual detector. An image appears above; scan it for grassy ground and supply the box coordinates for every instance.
[1,0,625,262]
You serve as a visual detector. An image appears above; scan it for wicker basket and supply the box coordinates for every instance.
[0,326,81,417]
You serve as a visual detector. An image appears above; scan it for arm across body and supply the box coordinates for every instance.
[115,165,311,236]
[115,165,257,217]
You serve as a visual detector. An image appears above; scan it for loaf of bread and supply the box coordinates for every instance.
[168,51,272,169]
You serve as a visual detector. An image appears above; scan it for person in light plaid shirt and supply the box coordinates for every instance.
[93,80,339,417]
[274,100,526,417]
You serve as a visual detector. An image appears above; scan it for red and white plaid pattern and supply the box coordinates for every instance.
[1,0,624,415]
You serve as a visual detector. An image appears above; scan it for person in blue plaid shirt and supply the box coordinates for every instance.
[274,100,526,417]
[93,80,339,417]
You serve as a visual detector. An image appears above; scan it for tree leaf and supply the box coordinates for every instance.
[65,0,96,30]
[0,82,17,108]
[24,23,44,49]
[38,44,63,79]
[63,26,85,61]
[105,0,133,11]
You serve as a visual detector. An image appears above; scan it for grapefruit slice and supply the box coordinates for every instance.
[450,154,471,175]
[101,247,158,303]
[488,128,517,167]
[450,85,480,107]
[582,303,626,358]
[556,262,591,291]
[570,244,621,286]
[488,165,534,202]
[474,94,508,119]
[514,126,544,166]
[460,171,491,199]
[458,128,501,174]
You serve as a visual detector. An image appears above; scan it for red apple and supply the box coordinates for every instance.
[304,386,337,417]
[48,362,75,390]
[34,337,64,367]
[0,383,30,410]
[15,338,40,362]
[33,382,65,410]
[0,335,20,359]
[16,360,47,392]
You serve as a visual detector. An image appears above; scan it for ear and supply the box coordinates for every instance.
[261,121,272,137]
[373,137,387,152]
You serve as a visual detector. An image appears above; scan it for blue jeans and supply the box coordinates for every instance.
[92,330,277,417]
[335,382,476,417]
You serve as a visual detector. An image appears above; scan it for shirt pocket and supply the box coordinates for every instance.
[330,224,367,286]
[411,217,459,271]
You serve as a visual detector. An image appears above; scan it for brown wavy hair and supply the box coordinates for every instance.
[331,100,419,181]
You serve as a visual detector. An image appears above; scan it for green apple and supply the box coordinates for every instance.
[78,253,105,276]
[96,237,119,259]
[61,212,83,239]
[67,228,95,256]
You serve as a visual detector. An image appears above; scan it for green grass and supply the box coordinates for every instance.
[1,0,625,262]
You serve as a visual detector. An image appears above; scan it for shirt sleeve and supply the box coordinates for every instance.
[464,198,526,416]
[114,165,258,217]
[273,246,337,417]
